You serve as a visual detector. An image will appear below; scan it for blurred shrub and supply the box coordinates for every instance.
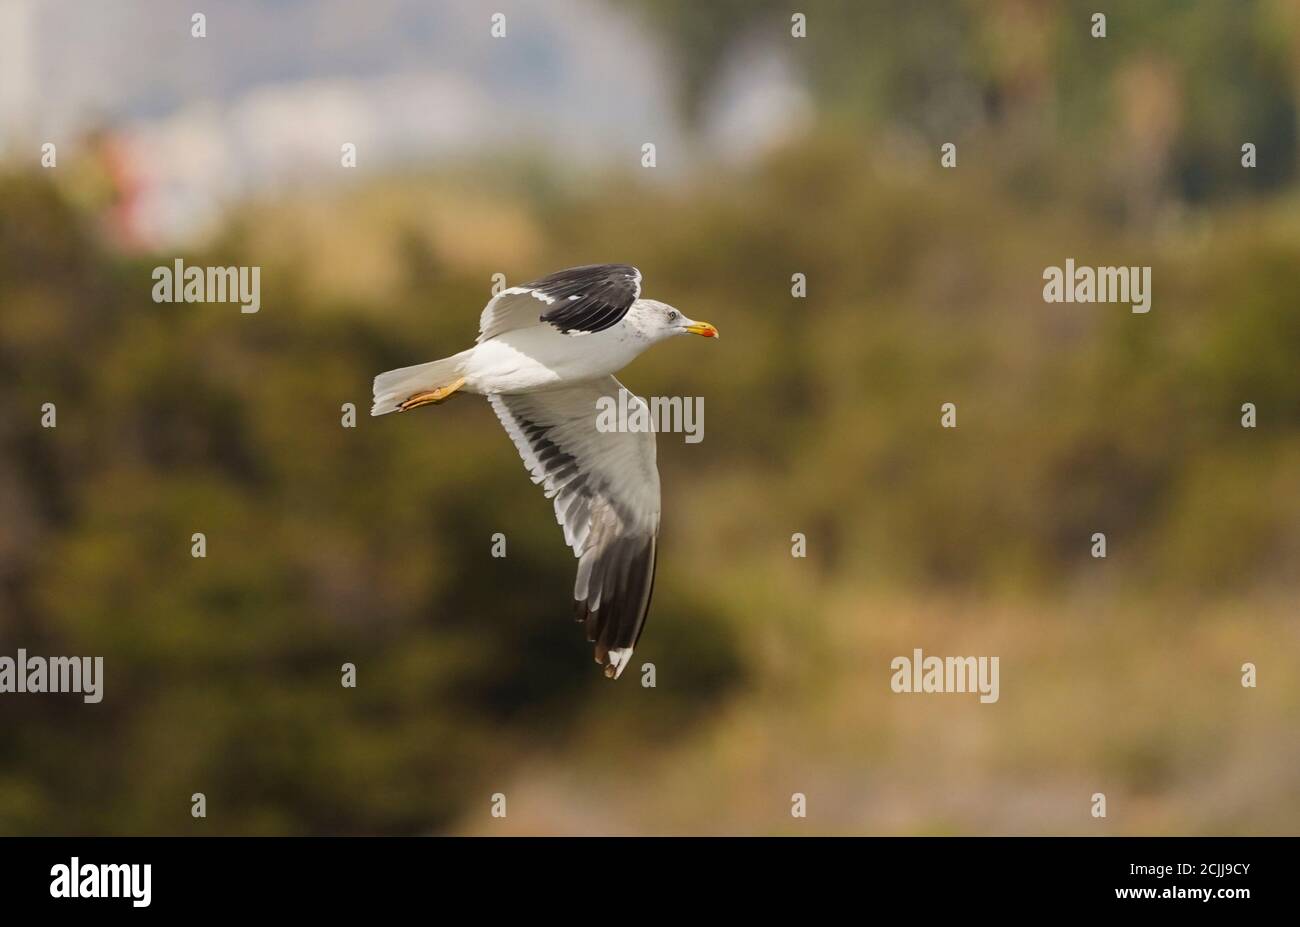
[0,123,1297,832]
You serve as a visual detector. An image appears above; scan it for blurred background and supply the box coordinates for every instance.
[1,0,1298,835]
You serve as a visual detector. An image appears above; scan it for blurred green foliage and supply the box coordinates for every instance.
[633,0,1299,204]
[0,174,746,834]
[2,128,1297,831]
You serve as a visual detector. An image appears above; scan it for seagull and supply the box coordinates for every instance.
[371,264,718,679]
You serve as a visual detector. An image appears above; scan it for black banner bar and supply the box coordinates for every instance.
[0,836,1285,914]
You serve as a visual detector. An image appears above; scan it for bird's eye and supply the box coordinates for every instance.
[667,310,679,321]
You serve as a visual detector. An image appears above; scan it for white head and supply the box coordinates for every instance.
[625,298,720,343]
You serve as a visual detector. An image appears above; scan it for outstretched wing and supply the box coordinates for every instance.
[477,264,641,342]
[488,376,660,678]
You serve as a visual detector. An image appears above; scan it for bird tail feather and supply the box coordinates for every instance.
[371,351,471,416]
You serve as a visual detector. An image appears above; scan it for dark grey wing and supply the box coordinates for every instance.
[488,376,661,679]
[525,264,642,335]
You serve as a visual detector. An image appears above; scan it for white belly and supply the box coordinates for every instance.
[462,323,647,394]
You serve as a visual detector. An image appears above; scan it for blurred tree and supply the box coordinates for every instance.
[625,0,1299,207]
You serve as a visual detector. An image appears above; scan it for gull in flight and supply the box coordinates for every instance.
[371,264,718,679]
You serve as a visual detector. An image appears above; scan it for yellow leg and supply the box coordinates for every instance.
[397,377,466,412]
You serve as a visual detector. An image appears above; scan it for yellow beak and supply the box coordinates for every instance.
[685,321,719,338]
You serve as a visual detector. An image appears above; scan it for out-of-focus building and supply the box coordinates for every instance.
[0,0,38,140]
[0,0,704,246]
